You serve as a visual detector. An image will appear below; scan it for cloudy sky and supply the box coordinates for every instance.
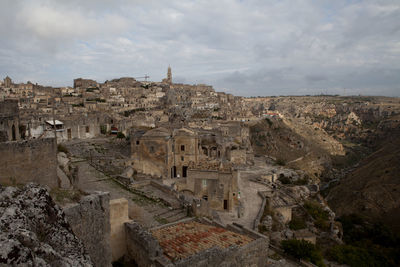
[1,0,399,96]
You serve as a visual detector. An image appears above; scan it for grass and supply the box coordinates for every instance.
[155,217,169,225]
[50,188,87,205]
[269,252,282,261]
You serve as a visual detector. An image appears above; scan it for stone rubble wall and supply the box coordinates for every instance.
[0,138,58,188]
[64,192,112,267]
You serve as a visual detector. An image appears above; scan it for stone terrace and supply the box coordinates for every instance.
[151,221,254,262]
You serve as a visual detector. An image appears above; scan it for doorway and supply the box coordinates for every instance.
[11,124,16,141]
[172,166,177,178]
[182,166,188,177]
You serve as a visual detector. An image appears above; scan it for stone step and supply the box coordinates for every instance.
[159,209,184,219]
[167,212,187,223]
[152,207,175,217]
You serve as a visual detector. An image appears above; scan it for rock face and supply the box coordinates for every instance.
[0,183,93,266]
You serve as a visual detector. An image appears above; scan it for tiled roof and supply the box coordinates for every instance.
[151,221,253,262]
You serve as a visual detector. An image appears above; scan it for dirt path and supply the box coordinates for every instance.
[71,158,164,228]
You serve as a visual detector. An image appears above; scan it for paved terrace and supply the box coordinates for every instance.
[151,221,254,262]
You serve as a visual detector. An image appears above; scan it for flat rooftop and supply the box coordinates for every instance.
[151,221,254,262]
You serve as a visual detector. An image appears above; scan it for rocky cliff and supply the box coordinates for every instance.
[0,183,93,266]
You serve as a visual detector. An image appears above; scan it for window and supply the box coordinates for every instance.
[181,145,185,151]
[86,126,90,133]
[181,156,184,161]
[136,140,140,145]
[202,179,207,188]
[150,146,154,153]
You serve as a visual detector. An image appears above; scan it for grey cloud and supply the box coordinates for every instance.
[0,0,399,96]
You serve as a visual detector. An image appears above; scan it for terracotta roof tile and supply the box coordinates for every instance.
[151,221,253,262]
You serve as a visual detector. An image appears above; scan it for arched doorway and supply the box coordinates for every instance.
[11,124,16,141]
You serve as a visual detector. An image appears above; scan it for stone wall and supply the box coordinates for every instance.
[64,192,112,267]
[0,138,58,188]
[125,221,164,267]
[110,198,131,262]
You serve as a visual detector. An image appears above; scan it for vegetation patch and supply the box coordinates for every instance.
[155,217,169,225]
[57,144,69,154]
[50,188,87,205]
[289,217,307,230]
[304,200,330,231]
[281,239,325,267]
[265,117,273,126]
[116,132,125,139]
[276,158,286,166]
[325,214,400,267]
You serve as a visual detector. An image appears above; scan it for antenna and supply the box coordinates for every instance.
[134,75,150,82]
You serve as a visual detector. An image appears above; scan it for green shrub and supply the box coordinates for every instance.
[294,177,309,185]
[338,214,399,247]
[281,239,325,267]
[289,217,307,230]
[304,201,329,221]
[304,200,330,231]
[333,214,400,266]
[116,132,125,139]
[278,176,291,184]
[276,158,286,166]
[57,144,68,154]
[100,125,107,135]
[328,244,396,267]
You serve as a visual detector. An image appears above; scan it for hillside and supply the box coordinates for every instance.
[249,117,334,180]
[327,132,400,233]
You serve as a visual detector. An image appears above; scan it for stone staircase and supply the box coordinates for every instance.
[150,207,188,225]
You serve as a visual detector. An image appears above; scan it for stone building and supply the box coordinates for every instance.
[3,76,12,88]
[162,66,172,84]
[131,127,199,179]
[124,218,269,266]
[0,99,20,141]
[177,165,239,215]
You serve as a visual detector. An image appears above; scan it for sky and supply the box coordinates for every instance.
[0,0,399,97]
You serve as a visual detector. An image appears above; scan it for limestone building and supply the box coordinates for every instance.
[0,99,20,141]
[130,127,199,179]
[3,76,12,88]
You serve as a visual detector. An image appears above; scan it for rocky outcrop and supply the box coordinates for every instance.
[0,183,93,266]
